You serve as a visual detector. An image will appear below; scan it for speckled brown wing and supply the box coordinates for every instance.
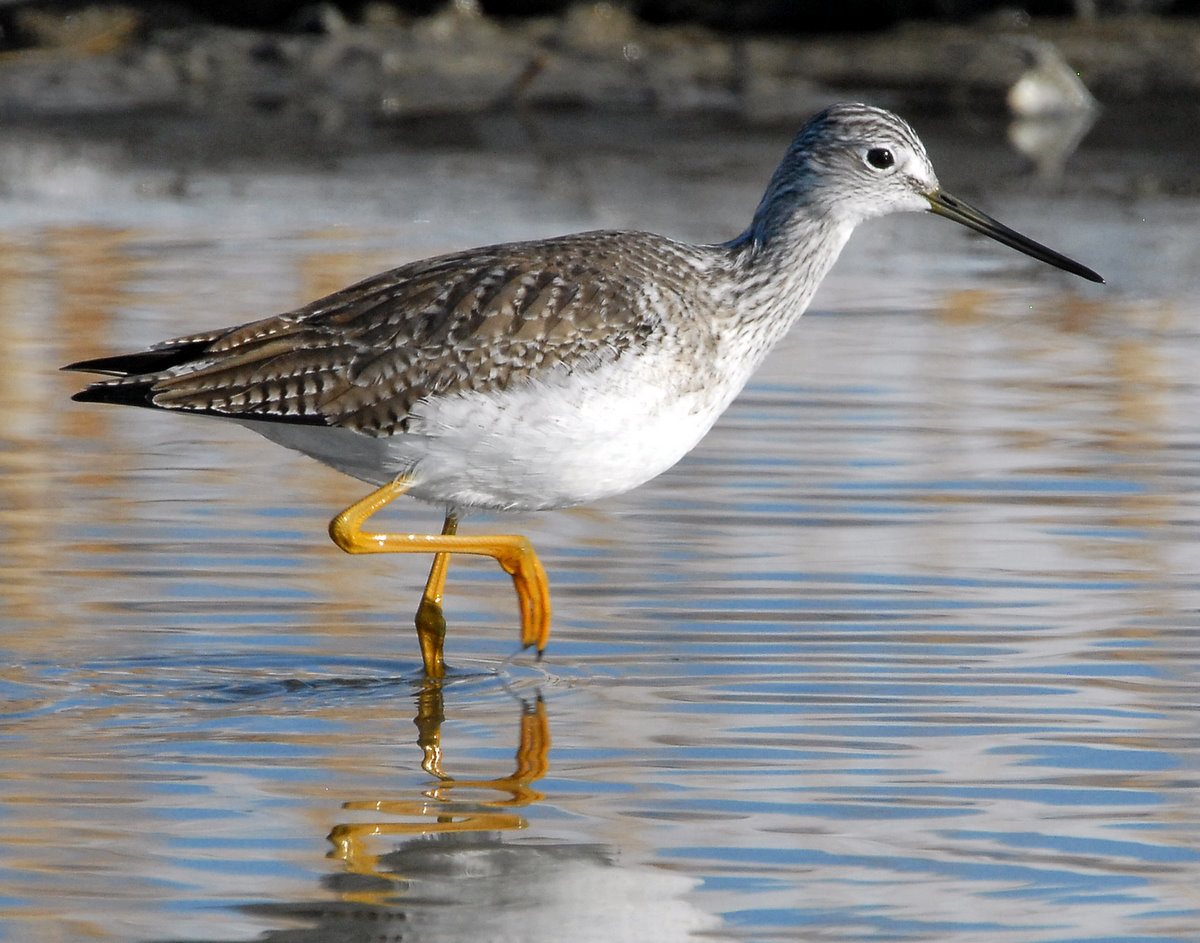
[69,231,685,436]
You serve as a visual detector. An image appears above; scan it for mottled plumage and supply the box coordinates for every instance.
[75,234,678,432]
[65,104,1102,675]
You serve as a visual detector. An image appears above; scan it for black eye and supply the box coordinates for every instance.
[866,148,894,170]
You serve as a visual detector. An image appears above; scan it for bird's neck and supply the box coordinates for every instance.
[720,203,854,339]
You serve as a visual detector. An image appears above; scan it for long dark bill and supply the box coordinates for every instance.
[926,190,1104,284]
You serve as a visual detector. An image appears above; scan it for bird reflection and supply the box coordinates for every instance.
[147,683,722,943]
[329,683,550,884]
[243,831,720,943]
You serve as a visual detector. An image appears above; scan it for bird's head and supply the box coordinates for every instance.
[754,102,1103,283]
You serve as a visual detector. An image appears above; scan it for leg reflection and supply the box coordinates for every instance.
[329,682,550,880]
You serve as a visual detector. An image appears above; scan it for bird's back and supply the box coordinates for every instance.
[70,229,729,438]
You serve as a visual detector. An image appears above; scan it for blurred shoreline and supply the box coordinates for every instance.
[0,3,1197,127]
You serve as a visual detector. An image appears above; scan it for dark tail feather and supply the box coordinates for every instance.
[70,379,161,409]
[65,341,331,426]
[64,339,215,409]
[62,340,214,378]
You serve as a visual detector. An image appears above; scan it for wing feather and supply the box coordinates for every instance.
[67,231,705,434]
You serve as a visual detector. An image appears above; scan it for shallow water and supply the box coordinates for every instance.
[2,104,1199,943]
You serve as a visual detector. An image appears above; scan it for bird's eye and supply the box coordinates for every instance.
[865,148,895,170]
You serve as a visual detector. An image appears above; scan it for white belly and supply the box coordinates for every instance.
[397,352,740,510]
[248,350,749,512]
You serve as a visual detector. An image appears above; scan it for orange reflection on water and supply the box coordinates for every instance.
[0,226,145,643]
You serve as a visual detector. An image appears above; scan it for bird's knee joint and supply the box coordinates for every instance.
[328,515,356,553]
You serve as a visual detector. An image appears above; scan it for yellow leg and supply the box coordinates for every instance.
[328,476,552,677]
[414,514,456,678]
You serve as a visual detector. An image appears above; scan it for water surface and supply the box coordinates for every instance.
[2,105,1198,942]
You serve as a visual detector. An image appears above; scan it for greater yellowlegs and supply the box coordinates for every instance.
[66,103,1103,678]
